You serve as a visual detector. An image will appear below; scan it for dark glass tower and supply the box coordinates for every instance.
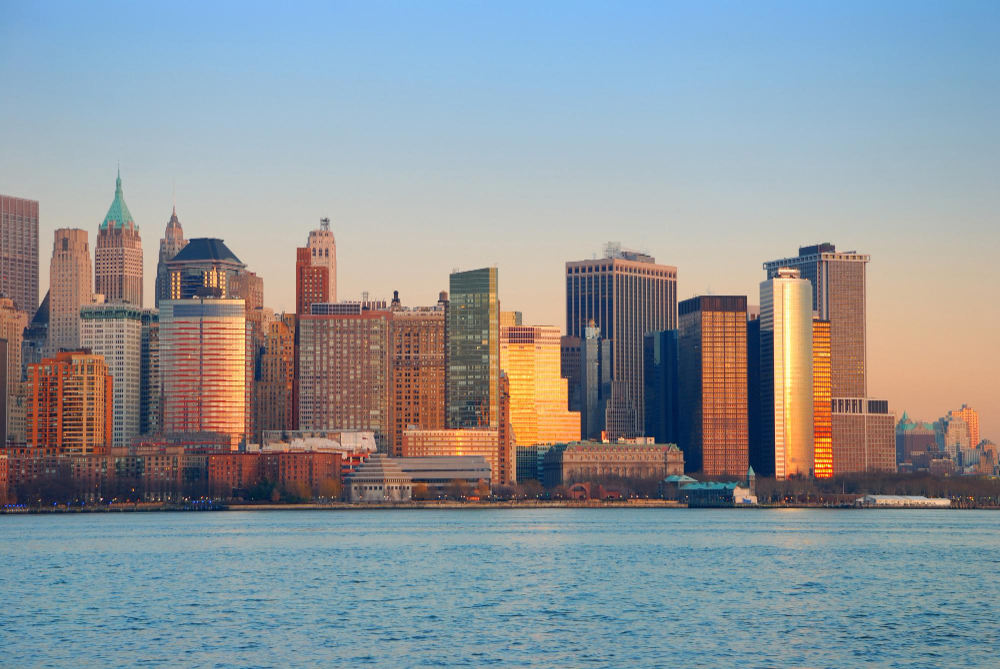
[643,329,679,446]
[446,267,500,429]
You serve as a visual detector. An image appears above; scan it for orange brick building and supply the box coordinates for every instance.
[26,351,114,454]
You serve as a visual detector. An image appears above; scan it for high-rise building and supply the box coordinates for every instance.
[390,292,446,456]
[139,309,160,436]
[298,305,392,450]
[81,302,142,448]
[0,195,39,315]
[746,312,762,470]
[764,244,868,397]
[95,171,143,306]
[0,339,6,445]
[565,244,677,440]
[26,350,113,454]
[295,246,329,315]
[22,292,48,380]
[307,219,337,303]
[559,335,582,414]
[764,243,894,476]
[500,322,580,448]
[446,268,500,430]
[580,323,613,441]
[0,297,29,442]
[163,238,247,301]
[160,297,247,448]
[255,313,296,438]
[896,412,939,469]
[678,296,748,477]
[812,319,833,478]
[759,270,814,479]
[644,329,679,447]
[47,229,93,353]
[155,206,187,308]
[947,405,980,448]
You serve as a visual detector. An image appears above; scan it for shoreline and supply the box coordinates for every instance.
[3,500,996,514]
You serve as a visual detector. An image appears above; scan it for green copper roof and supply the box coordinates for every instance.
[100,169,137,231]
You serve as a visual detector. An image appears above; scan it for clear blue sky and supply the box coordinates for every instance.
[1,1,998,438]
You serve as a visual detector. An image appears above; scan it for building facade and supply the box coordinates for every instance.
[565,245,677,440]
[678,296,748,477]
[390,295,446,456]
[832,398,896,473]
[26,351,113,454]
[163,238,247,301]
[644,329,679,447]
[160,297,247,448]
[297,307,392,449]
[0,194,39,315]
[579,323,613,441]
[0,297,29,442]
[812,319,833,478]
[255,313,297,438]
[499,323,580,448]
[95,171,143,306]
[542,441,685,488]
[947,405,980,448]
[446,267,500,430]
[80,303,142,448]
[47,229,93,353]
[402,428,511,485]
[139,309,160,436]
[307,220,337,304]
[295,246,329,315]
[759,270,814,479]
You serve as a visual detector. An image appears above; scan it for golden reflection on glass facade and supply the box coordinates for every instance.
[500,324,581,447]
[812,319,833,478]
[160,298,247,448]
[761,269,814,480]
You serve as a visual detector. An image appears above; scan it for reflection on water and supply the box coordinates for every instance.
[1,509,998,667]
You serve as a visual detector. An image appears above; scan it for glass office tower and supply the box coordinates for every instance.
[446,267,500,429]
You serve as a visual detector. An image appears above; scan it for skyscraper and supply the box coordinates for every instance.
[446,267,500,430]
[298,304,392,449]
[759,269,814,479]
[0,297,29,442]
[565,244,677,440]
[579,323,613,441]
[255,313,296,437]
[295,246,329,315]
[499,322,580,448]
[812,319,833,478]
[764,243,894,475]
[95,171,143,306]
[0,195,40,314]
[160,296,247,448]
[26,350,113,454]
[155,206,187,308]
[643,329,679,447]
[678,296,748,477]
[390,293,446,456]
[948,405,980,448]
[47,229,92,353]
[307,219,337,303]
[81,302,142,448]
[163,238,247,301]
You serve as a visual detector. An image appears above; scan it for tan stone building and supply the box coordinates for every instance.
[389,295,446,456]
[0,297,29,442]
[543,441,685,488]
[47,228,93,353]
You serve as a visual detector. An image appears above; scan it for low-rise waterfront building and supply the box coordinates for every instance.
[345,453,412,502]
[542,441,684,488]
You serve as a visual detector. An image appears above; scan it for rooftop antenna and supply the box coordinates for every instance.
[320,217,330,231]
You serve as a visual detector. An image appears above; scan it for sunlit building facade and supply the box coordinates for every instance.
[0,194,39,315]
[678,296,748,477]
[812,319,833,478]
[499,323,580,448]
[26,351,113,454]
[160,297,247,448]
[390,296,446,456]
[295,246,329,315]
[565,245,677,440]
[47,228,92,353]
[80,302,142,448]
[255,314,297,437]
[155,206,187,308]
[446,267,500,430]
[947,404,980,448]
[307,220,337,304]
[94,171,143,306]
[759,269,814,480]
[402,428,505,484]
[0,297,29,442]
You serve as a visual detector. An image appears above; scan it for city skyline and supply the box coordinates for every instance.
[2,2,997,440]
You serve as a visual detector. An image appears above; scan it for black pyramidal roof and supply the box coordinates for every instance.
[32,291,50,326]
[169,238,244,265]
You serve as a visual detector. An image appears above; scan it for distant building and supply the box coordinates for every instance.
[307,219,337,304]
[163,238,247,301]
[47,229,92,353]
[447,267,500,430]
[0,194,40,315]
[500,322,580,448]
[812,319,833,478]
[346,453,412,503]
[896,412,938,470]
[679,296,748,477]
[297,306,392,450]
[139,309,160,436]
[856,495,950,508]
[160,297,247,448]
[947,405,980,450]
[0,297,29,442]
[295,246,329,315]
[94,171,143,306]
[580,323,613,441]
[831,398,896,473]
[397,456,492,496]
[155,206,188,308]
[389,293,446,456]
[559,335,582,414]
[26,350,113,454]
[80,302,142,448]
[643,330,679,447]
[565,245,678,440]
[255,314,296,437]
[542,441,684,488]
[758,269,813,479]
